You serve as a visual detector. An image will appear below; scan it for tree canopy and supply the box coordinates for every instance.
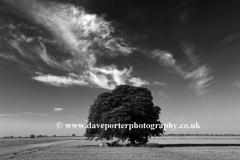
[85,85,164,144]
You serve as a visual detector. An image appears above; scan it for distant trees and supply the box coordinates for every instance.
[72,134,76,137]
[30,134,35,138]
[36,135,44,138]
[85,85,164,144]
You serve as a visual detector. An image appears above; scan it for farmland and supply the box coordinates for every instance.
[0,136,240,160]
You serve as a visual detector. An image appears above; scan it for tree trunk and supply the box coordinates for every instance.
[130,137,136,144]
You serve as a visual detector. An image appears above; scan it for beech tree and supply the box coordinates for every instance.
[85,85,163,144]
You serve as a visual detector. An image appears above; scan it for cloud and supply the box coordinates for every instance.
[2,0,142,90]
[88,72,114,90]
[180,42,198,64]
[151,50,213,95]
[233,81,240,88]
[128,77,149,87]
[88,66,132,89]
[158,91,168,99]
[33,65,139,90]
[35,42,64,70]
[179,7,193,26]
[4,0,133,69]
[153,81,168,87]
[184,66,211,80]
[0,53,19,63]
[151,50,176,67]
[183,66,213,95]
[0,113,22,117]
[0,112,47,117]
[32,73,88,87]
[222,33,240,43]
[54,108,63,112]
[21,112,48,116]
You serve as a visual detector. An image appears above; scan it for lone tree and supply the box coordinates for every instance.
[85,85,164,144]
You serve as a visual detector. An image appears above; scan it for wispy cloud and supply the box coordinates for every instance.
[180,42,198,64]
[151,50,213,95]
[153,81,168,87]
[222,33,240,43]
[32,65,150,89]
[183,66,213,95]
[2,0,144,90]
[0,53,19,63]
[151,50,176,67]
[0,113,22,117]
[158,91,168,99]
[33,73,88,87]
[36,42,64,70]
[89,66,133,89]
[179,7,193,26]
[233,81,240,88]
[21,112,48,116]
[10,0,133,68]
[128,77,149,87]
[0,112,48,117]
[54,108,63,112]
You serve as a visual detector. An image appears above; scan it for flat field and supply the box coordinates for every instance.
[0,136,240,160]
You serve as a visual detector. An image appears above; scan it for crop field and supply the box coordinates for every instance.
[0,136,240,160]
[0,137,79,148]
[148,136,240,145]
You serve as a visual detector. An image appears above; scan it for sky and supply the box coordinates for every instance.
[0,0,240,137]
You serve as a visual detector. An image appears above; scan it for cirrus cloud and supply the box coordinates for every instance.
[151,50,213,95]
[2,0,147,90]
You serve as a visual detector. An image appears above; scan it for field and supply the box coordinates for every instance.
[0,136,240,160]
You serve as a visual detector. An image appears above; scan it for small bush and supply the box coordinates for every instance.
[72,134,76,137]
[53,135,56,137]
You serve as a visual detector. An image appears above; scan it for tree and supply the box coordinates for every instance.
[85,85,164,144]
